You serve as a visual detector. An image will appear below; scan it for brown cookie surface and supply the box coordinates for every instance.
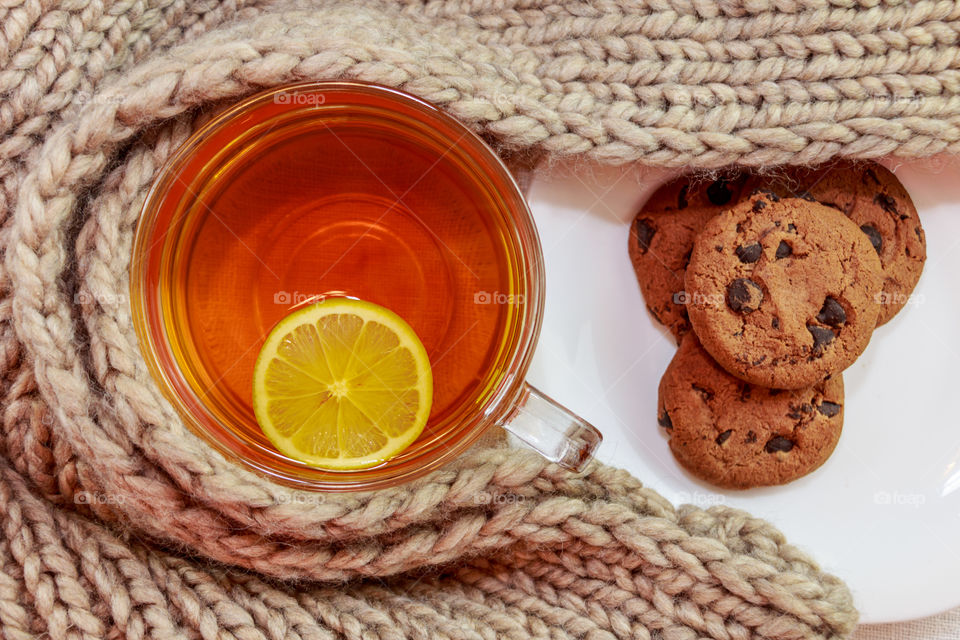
[685,191,883,389]
[658,334,844,489]
[629,173,747,341]
[742,161,925,325]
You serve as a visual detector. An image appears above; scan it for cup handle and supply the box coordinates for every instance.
[501,383,602,472]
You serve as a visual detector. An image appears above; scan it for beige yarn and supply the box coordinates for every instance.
[8,0,960,636]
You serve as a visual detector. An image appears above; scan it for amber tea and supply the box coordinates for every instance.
[134,83,541,486]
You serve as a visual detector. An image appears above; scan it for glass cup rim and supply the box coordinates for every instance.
[130,80,546,491]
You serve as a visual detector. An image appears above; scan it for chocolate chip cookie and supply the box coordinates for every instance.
[684,191,883,389]
[629,173,748,340]
[742,161,925,325]
[658,334,844,489]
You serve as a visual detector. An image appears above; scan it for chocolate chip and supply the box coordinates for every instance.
[707,179,732,205]
[818,401,842,417]
[735,243,762,263]
[787,403,814,419]
[787,223,797,232]
[727,278,763,314]
[714,244,723,252]
[817,297,846,327]
[745,430,758,443]
[751,355,767,366]
[771,317,780,329]
[860,224,883,254]
[752,199,767,212]
[915,226,923,243]
[874,193,898,215]
[715,430,732,446]
[775,240,792,259]
[691,384,715,401]
[808,325,836,353]
[677,184,689,209]
[765,436,795,453]
[750,188,780,202]
[739,383,752,401]
[658,411,673,429]
[634,218,656,253]
[864,168,880,185]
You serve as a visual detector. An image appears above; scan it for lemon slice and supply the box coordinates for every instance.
[253,298,433,470]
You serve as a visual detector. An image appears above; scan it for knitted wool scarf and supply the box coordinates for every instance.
[4,0,959,637]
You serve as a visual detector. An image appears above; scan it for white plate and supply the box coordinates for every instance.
[524,157,960,624]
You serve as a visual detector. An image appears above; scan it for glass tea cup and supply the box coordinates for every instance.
[131,81,602,491]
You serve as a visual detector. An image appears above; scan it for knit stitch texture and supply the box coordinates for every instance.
[7,0,958,636]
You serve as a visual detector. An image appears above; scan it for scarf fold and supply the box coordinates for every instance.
[9,0,957,636]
